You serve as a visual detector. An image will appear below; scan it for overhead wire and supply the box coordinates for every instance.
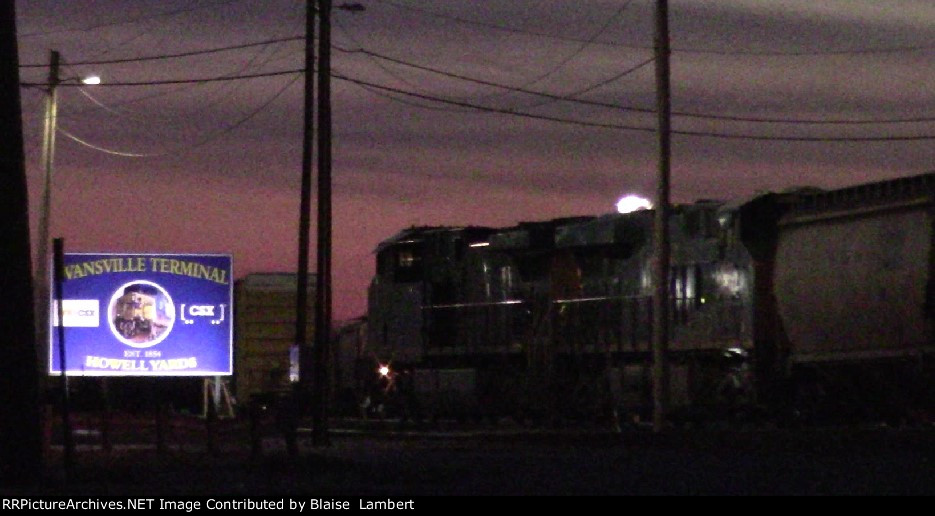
[57,126,164,157]
[22,68,304,88]
[57,43,284,135]
[88,8,170,62]
[345,48,935,125]
[25,50,935,128]
[353,47,654,113]
[32,34,929,125]
[57,33,301,126]
[151,38,297,126]
[332,16,423,91]
[374,0,935,57]
[331,71,935,142]
[332,17,475,113]
[19,35,305,68]
[181,72,302,149]
[536,57,655,107]
[17,3,934,144]
[16,3,931,69]
[23,62,935,138]
[58,72,302,158]
[465,0,637,107]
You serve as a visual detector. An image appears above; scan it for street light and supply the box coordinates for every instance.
[33,50,100,477]
[34,50,100,364]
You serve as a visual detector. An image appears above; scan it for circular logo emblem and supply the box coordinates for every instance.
[107,280,176,348]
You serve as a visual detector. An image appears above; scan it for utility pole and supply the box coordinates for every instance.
[0,0,43,486]
[312,0,333,447]
[296,0,316,427]
[53,238,74,477]
[35,49,60,372]
[651,0,672,433]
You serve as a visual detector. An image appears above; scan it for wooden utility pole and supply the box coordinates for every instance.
[296,0,317,429]
[651,0,672,433]
[53,238,74,477]
[0,0,43,486]
[312,0,333,447]
[35,50,59,371]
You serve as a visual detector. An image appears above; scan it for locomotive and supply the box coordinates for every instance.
[360,172,935,426]
[112,285,163,342]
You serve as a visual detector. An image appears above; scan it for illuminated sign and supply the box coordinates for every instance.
[50,253,232,376]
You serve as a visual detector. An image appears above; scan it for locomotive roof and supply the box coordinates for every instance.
[373,225,497,253]
[554,212,650,248]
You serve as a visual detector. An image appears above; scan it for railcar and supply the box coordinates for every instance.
[770,173,935,423]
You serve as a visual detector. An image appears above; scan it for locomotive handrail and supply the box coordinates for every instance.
[552,295,651,304]
[422,299,525,310]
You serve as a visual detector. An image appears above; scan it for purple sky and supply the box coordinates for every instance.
[15,0,935,320]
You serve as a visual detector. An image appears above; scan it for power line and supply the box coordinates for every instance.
[58,73,301,158]
[349,48,935,125]
[57,126,164,157]
[57,32,300,126]
[24,62,935,130]
[117,38,296,126]
[22,57,935,136]
[20,35,305,68]
[375,0,935,57]
[331,70,935,142]
[469,0,637,105]
[18,15,928,72]
[22,68,304,88]
[535,57,655,107]
[87,7,176,63]
[348,80,475,113]
[15,4,933,75]
[182,72,301,150]
[332,20,486,114]
[332,17,424,91]
[375,0,652,51]
[25,49,935,126]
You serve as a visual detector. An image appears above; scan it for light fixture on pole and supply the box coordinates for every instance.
[34,50,100,365]
[34,49,60,362]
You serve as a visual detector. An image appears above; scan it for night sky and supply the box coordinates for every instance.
[14,0,935,320]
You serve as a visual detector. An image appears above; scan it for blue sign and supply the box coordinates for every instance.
[50,253,232,376]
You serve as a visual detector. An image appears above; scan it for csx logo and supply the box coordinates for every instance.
[180,303,227,325]
[54,299,100,328]
[61,308,97,316]
[188,305,215,316]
